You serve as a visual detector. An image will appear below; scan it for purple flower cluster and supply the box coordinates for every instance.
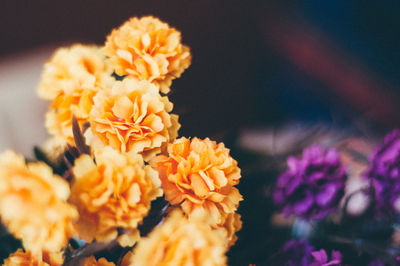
[310,249,342,266]
[274,239,342,266]
[364,129,400,215]
[273,145,347,220]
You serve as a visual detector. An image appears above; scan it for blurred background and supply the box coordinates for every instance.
[1,0,400,155]
[2,1,400,264]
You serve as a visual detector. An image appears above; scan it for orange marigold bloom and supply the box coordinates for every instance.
[81,256,115,266]
[0,151,78,257]
[105,16,191,94]
[127,209,227,266]
[88,77,180,160]
[150,137,243,226]
[70,147,162,246]
[3,249,64,266]
[39,44,113,144]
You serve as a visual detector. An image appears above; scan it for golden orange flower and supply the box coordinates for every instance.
[3,249,64,266]
[70,147,162,246]
[150,137,242,226]
[81,256,115,266]
[0,151,78,258]
[128,209,227,266]
[88,77,180,160]
[105,16,191,94]
[39,44,114,144]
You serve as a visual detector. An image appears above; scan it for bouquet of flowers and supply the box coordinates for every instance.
[2,14,400,266]
[0,16,242,265]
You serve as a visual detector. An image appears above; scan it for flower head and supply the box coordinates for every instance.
[150,137,242,226]
[105,16,191,93]
[0,150,78,257]
[3,249,64,266]
[38,44,111,100]
[127,209,227,266]
[88,77,179,160]
[273,145,347,220]
[363,129,400,215]
[39,44,113,144]
[70,147,162,246]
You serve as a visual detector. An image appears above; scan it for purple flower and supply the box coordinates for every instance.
[310,249,342,266]
[273,145,347,220]
[273,239,314,266]
[364,129,400,215]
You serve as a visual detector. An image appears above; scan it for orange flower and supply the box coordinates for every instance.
[150,137,242,226]
[39,44,113,144]
[88,77,180,160]
[105,16,191,94]
[0,151,78,258]
[70,147,162,246]
[127,209,227,266]
[81,256,115,266]
[3,249,64,266]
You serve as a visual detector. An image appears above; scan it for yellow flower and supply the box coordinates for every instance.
[88,77,180,160]
[38,44,111,100]
[3,249,64,266]
[0,151,78,258]
[81,256,115,266]
[70,147,162,246]
[128,209,227,266]
[150,137,242,226]
[39,44,113,144]
[105,16,191,94]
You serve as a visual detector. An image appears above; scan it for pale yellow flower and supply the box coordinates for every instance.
[128,209,227,266]
[88,77,180,160]
[105,16,191,93]
[81,256,115,266]
[150,137,243,226]
[0,151,78,258]
[38,44,111,100]
[70,147,162,246]
[39,44,114,144]
[3,249,64,266]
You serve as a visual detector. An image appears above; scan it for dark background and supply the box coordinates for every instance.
[3,0,400,138]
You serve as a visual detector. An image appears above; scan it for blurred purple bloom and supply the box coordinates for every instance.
[274,239,314,266]
[310,249,342,266]
[273,145,347,220]
[364,129,400,215]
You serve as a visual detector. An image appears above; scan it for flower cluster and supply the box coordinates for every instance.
[363,129,400,215]
[105,16,191,94]
[87,78,179,160]
[70,147,162,246]
[273,145,347,220]
[0,150,78,259]
[127,209,227,266]
[150,137,243,245]
[0,15,242,265]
